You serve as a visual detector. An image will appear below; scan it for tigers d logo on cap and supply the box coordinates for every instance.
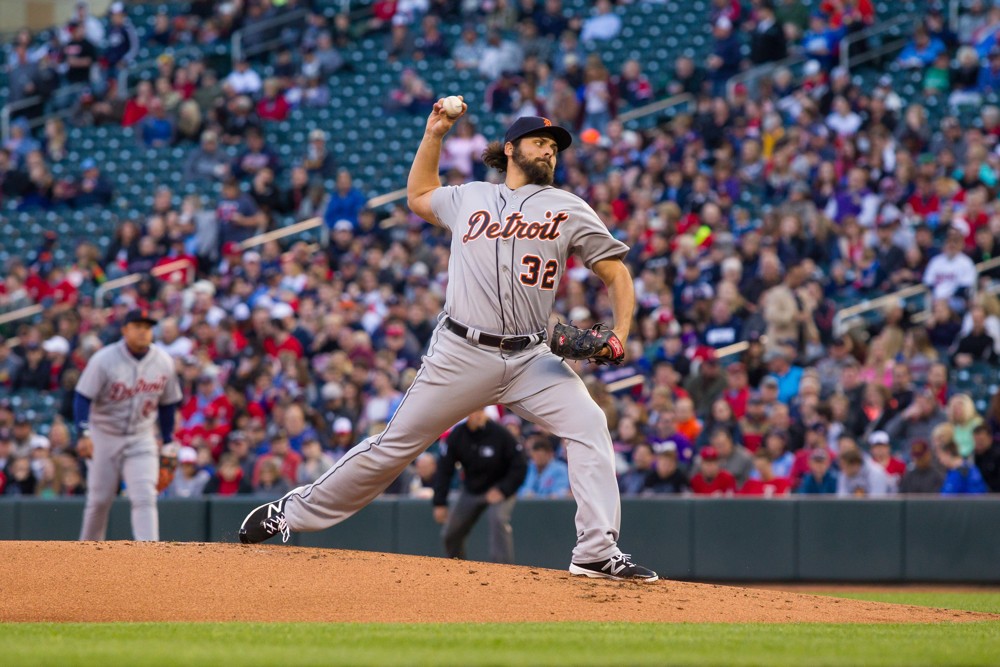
[503,116,572,152]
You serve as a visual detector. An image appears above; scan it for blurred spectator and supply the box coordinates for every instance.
[256,79,290,122]
[642,442,689,494]
[884,389,947,451]
[897,24,947,69]
[414,15,449,59]
[388,68,435,114]
[323,170,367,230]
[217,178,266,246]
[518,436,570,498]
[972,425,1000,492]
[203,452,252,495]
[225,59,262,96]
[164,446,210,497]
[867,430,906,486]
[796,447,838,493]
[184,130,228,183]
[802,13,843,71]
[140,98,174,148]
[707,16,741,96]
[739,448,792,495]
[977,46,1000,93]
[297,437,336,485]
[952,307,998,367]
[947,394,983,458]
[73,158,112,207]
[580,0,621,43]
[232,128,280,181]
[836,447,894,497]
[302,130,337,181]
[253,457,292,498]
[62,20,98,87]
[478,29,523,80]
[4,456,36,495]
[452,24,485,70]
[104,2,138,72]
[314,32,345,75]
[938,440,988,494]
[898,439,945,493]
[619,442,654,495]
[689,445,737,495]
[750,1,788,65]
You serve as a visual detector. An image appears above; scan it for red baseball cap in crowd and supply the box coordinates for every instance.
[700,446,719,461]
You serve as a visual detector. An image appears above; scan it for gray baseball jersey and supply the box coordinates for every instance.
[77,340,182,542]
[76,341,183,436]
[278,177,635,566]
[431,182,628,334]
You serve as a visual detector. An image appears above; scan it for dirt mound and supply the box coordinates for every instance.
[0,542,992,624]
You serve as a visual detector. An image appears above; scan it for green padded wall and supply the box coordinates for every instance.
[0,500,16,539]
[904,498,1000,582]
[620,498,693,579]
[16,498,85,540]
[798,499,904,581]
[692,499,797,580]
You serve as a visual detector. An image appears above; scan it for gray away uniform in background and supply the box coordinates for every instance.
[76,340,183,541]
[282,182,629,564]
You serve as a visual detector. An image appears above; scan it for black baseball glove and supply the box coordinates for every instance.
[550,322,625,366]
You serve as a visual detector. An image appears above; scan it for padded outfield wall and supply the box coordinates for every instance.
[1,497,998,582]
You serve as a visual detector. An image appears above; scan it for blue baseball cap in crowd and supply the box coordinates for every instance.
[81,158,97,170]
[503,116,573,152]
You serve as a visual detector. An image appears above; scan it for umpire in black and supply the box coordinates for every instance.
[433,409,527,563]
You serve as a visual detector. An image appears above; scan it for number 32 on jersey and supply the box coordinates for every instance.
[519,254,558,290]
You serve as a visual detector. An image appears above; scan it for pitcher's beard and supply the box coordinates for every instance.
[512,145,555,185]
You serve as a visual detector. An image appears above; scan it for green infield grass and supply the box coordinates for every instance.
[2,618,998,667]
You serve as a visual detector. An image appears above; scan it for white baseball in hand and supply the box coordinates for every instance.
[442,96,464,118]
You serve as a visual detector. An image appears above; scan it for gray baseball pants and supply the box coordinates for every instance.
[442,490,517,563]
[80,431,159,541]
[283,323,622,563]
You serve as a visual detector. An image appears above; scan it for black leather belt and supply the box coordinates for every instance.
[444,318,546,352]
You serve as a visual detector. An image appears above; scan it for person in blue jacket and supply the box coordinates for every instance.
[519,435,571,498]
[938,440,988,495]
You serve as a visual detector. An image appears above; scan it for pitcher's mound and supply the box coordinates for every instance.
[0,542,992,623]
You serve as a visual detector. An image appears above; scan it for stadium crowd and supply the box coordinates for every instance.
[2,0,1000,501]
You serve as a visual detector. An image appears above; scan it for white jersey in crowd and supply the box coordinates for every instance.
[923,251,976,299]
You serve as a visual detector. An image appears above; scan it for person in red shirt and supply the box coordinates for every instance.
[689,446,737,496]
[722,362,750,419]
[256,79,290,122]
[739,448,792,496]
[263,303,305,360]
[252,431,302,487]
[867,430,906,486]
[203,453,252,495]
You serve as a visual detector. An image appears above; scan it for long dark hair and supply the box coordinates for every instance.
[482,140,508,172]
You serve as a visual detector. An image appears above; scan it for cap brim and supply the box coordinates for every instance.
[510,126,573,152]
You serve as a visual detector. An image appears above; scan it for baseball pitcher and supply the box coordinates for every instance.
[240,105,657,582]
[75,308,183,541]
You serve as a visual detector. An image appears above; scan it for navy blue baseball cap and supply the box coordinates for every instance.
[504,116,573,152]
[123,308,158,326]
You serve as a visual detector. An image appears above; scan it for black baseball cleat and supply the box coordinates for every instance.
[239,495,291,544]
[569,553,659,582]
